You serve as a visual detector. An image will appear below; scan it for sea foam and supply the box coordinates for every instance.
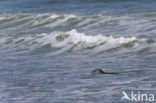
[0,29,147,55]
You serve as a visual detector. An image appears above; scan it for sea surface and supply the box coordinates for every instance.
[0,0,156,103]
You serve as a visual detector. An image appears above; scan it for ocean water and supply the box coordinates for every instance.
[0,0,156,103]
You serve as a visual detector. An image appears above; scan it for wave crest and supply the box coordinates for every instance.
[0,29,149,55]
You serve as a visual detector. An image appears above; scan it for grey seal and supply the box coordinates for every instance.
[91,69,118,75]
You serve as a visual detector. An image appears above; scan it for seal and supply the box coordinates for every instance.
[91,68,118,75]
[91,69,105,75]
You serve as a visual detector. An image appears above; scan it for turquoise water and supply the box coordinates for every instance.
[0,0,156,103]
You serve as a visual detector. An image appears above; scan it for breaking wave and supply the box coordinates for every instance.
[0,12,135,30]
[0,12,78,29]
[0,29,154,55]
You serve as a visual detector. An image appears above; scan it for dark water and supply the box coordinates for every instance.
[0,0,156,103]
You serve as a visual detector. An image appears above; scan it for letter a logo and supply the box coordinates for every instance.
[121,91,131,101]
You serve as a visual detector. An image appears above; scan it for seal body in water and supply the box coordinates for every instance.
[91,69,118,75]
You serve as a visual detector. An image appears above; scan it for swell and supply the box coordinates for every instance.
[0,12,81,30]
[0,12,136,30]
[1,12,155,38]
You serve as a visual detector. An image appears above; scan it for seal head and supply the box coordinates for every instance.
[91,69,105,75]
[91,69,118,75]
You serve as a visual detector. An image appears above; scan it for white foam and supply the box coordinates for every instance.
[45,14,77,28]
[0,12,152,35]
[0,29,148,55]
[0,17,6,20]
[4,29,136,46]
[0,13,78,28]
[50,14,59,19]
[50,29,137,48]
